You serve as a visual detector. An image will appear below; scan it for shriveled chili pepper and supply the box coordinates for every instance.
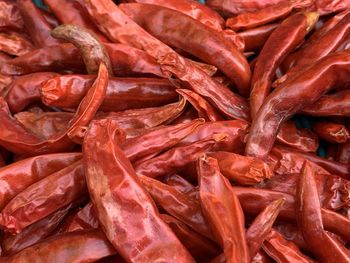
[120,3,251,97]
[3,72,59,113]
[160,214,221,263]
[0,160,86,234]
[0,152,81,210]
[262,229,314,262]
[176,89,223,122]
[51,24,113,75]
[0,32,34,57]
[313,121,350,143]
[246,199,285,258]
[208,151,272,185]
[121,118,204,162]
[198,155,250,263]
[1,205,72,255]
[0,0,24,32]
[139,174,214,240]
[226,0,313,31]
[17,0,60,48]
[134,133,226,178]
[302,90,350,117]
[83,119,195,262]
[275,12,350,86]
[250,11,319,118]
[296,161,350,262]
[64,202,99,233]
[238,23,278,53]
[246,50,350,158]
[0,229,117,263]
[41,75,177,112]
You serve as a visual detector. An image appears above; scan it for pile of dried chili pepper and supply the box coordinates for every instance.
[1,0,350,262]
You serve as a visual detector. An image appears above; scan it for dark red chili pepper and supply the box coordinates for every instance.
[64,202,99,232]
[313,121,349,143]
[83,119,195,262]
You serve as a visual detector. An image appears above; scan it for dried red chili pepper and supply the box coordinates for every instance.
[302,90,350,117]
[0,160,86,234]
[0,0,24,32]
[41,75,177,112]
[134,133,225,178]
[198,155,250,263]
[262,230,314,262]
[208,151,272,185]
[0,152,81,210]
[246,199,285,258]
[238,23,278,53]
[313,121,350,143]
[315,0,350,15]
[64,202,99,233]
[1,205,72,255]
[139,174,214,240]
[120,3,251,96]
[176,89,223,122]
[3,72,59,113]
[246,50,350,158]
[162,174,195,194]
[250,11,319,118]
[296,161,350,261]
[51,24,113,75]
[226,0,313,31]
[0,32,34,57]
[83,119,195,262]
[17,0,60,47]
[122,119,204,162]
[160,214,221,263]
[1,229,117,263]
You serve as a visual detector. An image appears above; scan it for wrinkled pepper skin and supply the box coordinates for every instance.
[0,1,24,32]
[0,230,117,263]
[83,119,195,263]
[246,50,350,158]
[0,152,81,210]
[64,202,99,232]
[0,32,34,56]
[198,156,250,263]
[313,121,349,143]
[120,3,251,97]
[250,12,318,118]
[41,75,177,112]
[296,162,350,262]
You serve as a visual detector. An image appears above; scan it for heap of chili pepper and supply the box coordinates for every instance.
[1,0,350,262]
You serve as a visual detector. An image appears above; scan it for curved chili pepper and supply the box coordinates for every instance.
[0,1,24,32]
[3,72,60,113]
[208,151,272,185]
[176,89,223,122]
[262,230,314,263]
[0,229,117,263]
[0,32,34,56]
[120,3,251,97]
[313,121,349,143]
[0,160,85,234]
[275,12,350,86]
[296,161,350,262]
[125,0,225,31]
[162,174,195,194]
[226,0,313,31]
[135,133,226,178]
[1,205,72,255]
[250,12,319,118]
[238,23,278,53]
[246,199,285,258]
[276,121,319,152]
[122,118,204,162]
[139,174,214,240]
[51,24,112,75]
[41,75,177,112]
[64,202,99,232]
[246,50,350,158]
[198,155,250,263]
[43,0,107,41]
[17,0,60,47]
[83,119,195,262]
[302,90,350,116]
[0,63,108,155]
[160,214,221,263]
